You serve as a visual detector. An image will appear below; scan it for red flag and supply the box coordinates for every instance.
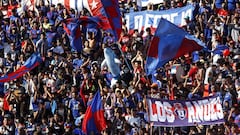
[79,80,87,106]
[3,94,9,111]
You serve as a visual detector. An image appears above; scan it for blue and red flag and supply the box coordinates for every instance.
[80,16,102,43]
[146,18,205,75]
[63,16,102,52]
[0,53,42,82]
[213,44,229,55]
[82,90,106,134]
[63,18,83,52]
[86,0,122,41]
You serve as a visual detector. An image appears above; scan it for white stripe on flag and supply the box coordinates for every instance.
[70,0,75,10]
[83,0,91,14]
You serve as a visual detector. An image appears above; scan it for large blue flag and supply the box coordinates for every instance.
[0,53,42,82]
[82,90,106,134]
[146,18,206,75]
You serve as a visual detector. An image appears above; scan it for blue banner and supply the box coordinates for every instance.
[125,5,194,33]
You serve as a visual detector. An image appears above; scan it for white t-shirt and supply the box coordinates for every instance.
[204,67,212,84]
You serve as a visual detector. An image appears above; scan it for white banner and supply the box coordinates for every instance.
[147,96,224,127]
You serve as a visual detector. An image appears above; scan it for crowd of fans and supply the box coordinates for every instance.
[0,0,239,134]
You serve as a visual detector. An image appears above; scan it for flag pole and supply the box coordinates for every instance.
[116,42,132,72]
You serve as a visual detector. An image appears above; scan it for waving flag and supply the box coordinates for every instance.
[80,16,102,43]
[86,0,122,41]
[63,16,102,52]
[79,16,101,27]
[0,53,42,82]
[146,18,205,75]
[19,0,122,40]
[82,90,106,134]
[63,18,83,52]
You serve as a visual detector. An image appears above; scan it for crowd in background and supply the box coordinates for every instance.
[0,0,239,134]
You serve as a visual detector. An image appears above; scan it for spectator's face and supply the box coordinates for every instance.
[63,9,68,14]
[214,19,220,25]
[33,23,37,28]
[137,82,143,89]
[44,18,48,23]
[3,118,9,125]
[71,86,76,93]
[71,92,76,98]
[115,112,120,118]
[231,125,238,133]
[89,93,94,99]
[12,28,16,33]
[40,0,44,5]
[138,102,143,108]
[224,101,229,108]
[47,51,52,57]
[50,7,55,11]
[134,62,139,67]
[126,108,130,113]
[36,125,41,132]
[41,34,45,39]
[3,118,8,125]
[54,114,58,120]
[211,86,216,92]
[201,2,206,7]
[151,87,156,93]
[42,119,46,123]
[54,55,58,59]
[133,31,138,36]
[10,44,15,50]
[131,109,136,116]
